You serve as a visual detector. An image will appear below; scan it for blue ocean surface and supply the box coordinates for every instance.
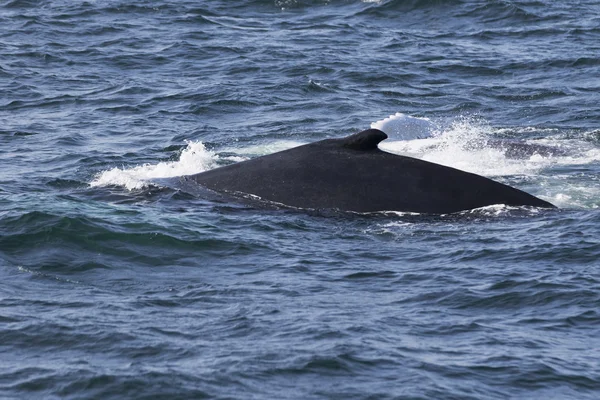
[1,0,600,399]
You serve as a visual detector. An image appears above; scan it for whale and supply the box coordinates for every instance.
[184,129,555,214]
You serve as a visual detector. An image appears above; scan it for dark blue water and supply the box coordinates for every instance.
[1,1,600,399]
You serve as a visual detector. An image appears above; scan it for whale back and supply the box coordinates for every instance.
[188,129,554,213]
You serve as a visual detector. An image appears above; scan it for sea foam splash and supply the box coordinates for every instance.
[90,141,221,190]
[374,113,599,177]
[371,112,437,140]
[380,118,540,177]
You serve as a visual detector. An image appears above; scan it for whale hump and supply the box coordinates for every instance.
[341,129,388,151]
[187,129,555,213]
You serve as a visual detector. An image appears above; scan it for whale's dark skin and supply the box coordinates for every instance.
[186,129,555,214]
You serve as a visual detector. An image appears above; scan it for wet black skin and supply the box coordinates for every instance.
[186,129,555,214]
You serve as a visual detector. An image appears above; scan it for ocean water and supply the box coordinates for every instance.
[1,0,600,399]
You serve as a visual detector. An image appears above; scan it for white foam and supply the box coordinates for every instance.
[371,112,437,140]
[379,117,563,177]
[541,182,600,209]
[90,141,218,190]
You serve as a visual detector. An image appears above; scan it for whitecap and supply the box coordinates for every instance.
[90,141,218,190]
[371,112,437,140]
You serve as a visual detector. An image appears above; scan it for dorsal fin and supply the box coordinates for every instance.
[341,129,388,151]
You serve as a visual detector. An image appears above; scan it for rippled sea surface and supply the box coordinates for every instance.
[2,1,600,399]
